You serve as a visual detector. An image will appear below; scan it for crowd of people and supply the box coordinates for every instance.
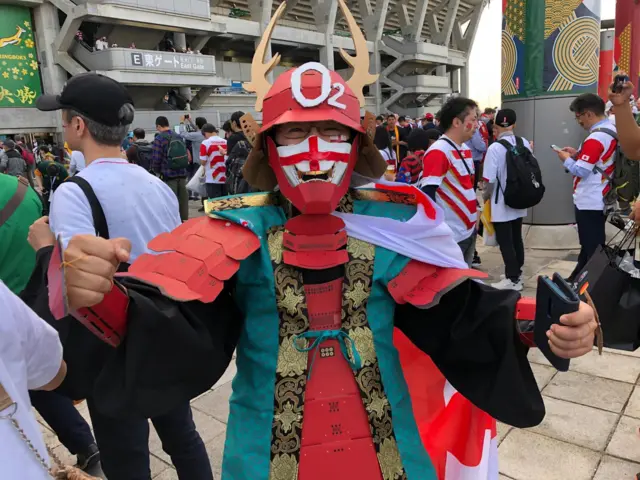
[0,63,633,479]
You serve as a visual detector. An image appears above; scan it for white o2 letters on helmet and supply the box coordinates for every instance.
[291,62,347,110]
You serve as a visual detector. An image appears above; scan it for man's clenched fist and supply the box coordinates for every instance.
[64,235,132,310]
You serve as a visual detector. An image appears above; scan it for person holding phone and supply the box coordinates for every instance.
[609,72,640,160]
[556,93,616,282]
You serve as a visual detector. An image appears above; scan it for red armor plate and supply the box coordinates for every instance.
[285,214,345,236]
[304,339,363,400]
[301,395,373,446]
[299,438,383,480]
[74,282,129,347]
[283,231,347,252]
[118,217,259,303]
[283,250,349,270]
[299,278,380,480]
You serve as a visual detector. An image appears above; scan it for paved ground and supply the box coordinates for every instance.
[39,208,640,479]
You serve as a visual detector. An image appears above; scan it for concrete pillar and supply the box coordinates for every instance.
[502,0,601,226]
[33,2,67,96]
[460,66,469,97]
[33,2,67,133]
[451,68,460,93]
[173,33,192,104]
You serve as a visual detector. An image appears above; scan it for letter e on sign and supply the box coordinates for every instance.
[131,52,143,67]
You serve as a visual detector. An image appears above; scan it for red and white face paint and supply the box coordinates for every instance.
[267,135,360,215]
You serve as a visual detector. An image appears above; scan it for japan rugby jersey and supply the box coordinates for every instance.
[573,119,617,211]
[200,135,227,184]
[418,136,477,242]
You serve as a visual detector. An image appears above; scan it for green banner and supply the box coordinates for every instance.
[0,6,41,108]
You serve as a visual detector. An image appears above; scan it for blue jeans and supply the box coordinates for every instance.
[88,399,212,480]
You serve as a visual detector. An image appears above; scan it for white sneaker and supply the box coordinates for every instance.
[491,277,523,291]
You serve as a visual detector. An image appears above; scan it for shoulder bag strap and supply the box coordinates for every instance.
[441,137,473,177]
[65,176,110,239]
[0,176,29,228]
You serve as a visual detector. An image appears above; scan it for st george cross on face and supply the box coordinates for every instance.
[267,121,359,215]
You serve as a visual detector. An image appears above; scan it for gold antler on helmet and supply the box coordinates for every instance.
[243,1,287,112]
[337,0,378,107]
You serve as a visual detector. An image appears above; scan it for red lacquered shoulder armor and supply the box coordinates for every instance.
[388,259,488,309]
[117,217,261,302]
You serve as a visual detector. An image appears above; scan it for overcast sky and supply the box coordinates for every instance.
[469,1,615,108]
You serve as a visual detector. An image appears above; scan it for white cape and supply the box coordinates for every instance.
[334,180,468,270]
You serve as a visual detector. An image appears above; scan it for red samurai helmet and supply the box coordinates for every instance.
[243,0,380,215]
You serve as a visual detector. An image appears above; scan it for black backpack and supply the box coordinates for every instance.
[591,128,639,211]
[225,140,252,195]
[134,142,153,171]
[496,137,545,209]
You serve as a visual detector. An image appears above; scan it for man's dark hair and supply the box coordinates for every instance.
[133,127,146,139]
[398,115,407,122]
[202,123,218,134]
[195,117,207,130]
[439,97,478,131]
[230,111,245,128]
[424,128,442,143]
[407,128,431,152]
[155,116,170,128]
[38,145,50,153]
[386,113,396,120]
[484,107,496,115]
[373,125,392,151]
[570,93,606,117]
[222,120,232,133]
[376,115,384,122]
[4,139,15,150]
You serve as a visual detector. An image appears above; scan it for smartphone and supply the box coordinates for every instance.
[550,145,562,152]
[613,74,630,93]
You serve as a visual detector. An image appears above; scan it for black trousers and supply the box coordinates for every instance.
[493,218,525,282]
[569,208,606,281]
[29,390,95,455]
[206,183,226,200]
[88,399,213,480]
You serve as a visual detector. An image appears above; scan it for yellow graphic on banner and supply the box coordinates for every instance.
[501,28,518,96]
[504,0,526,43]
[0,8,41,108]
[544,0,583,39]
[550,15,600,91]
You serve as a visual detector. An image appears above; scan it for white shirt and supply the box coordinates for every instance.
[69,151,85,175]
[49,158,182,262]
[379,148,396,166]
[418,136,477,242]
[572,119,617,211]
[200,136,227,184]
[482,134,530,222]
[0,281,63,480]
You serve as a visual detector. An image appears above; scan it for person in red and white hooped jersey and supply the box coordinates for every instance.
[418,96,479,266]
[557,93,617,282]
[199,123,228,200]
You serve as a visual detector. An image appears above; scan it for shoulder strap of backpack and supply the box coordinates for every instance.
[593,127,618,141]
[65,176,110,239]
[0,177,28,228]
[440,137,472,177]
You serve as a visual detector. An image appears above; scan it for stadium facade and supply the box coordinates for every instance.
[0,0,487,135]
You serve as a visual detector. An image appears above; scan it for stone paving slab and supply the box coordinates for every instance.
[626,387,640,419]
[593,456,640,480]
[607,416,640,463]
[543,370,634,413]
[530,363,556,390]
[528,396,618,451]
[498,429,600,480]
